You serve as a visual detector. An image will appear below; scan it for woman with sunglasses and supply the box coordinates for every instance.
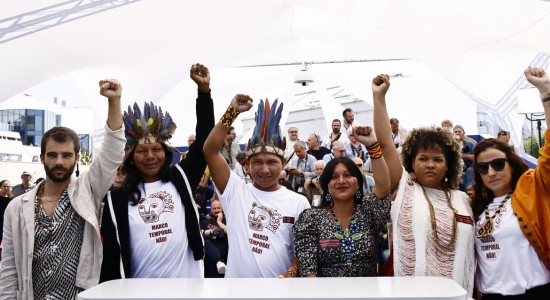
[471,67,550,299]
[372,74,475,296]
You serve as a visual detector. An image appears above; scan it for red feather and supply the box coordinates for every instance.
[260,99,270,141]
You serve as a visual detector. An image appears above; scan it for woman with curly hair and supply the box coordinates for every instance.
[372,74,474,295]
[471,67,550,299]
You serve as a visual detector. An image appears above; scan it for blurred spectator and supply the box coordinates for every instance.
[0,179,13,259]
[200,198,228,278]
[11,171,34,197]
[306,133,331,160]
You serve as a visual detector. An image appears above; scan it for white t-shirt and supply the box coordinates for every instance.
[218,172,311,278]
[128,180,203,278]
[475,194,550,295]
[322,132,349,149]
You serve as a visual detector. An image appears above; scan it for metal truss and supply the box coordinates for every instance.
[0,0,141,45]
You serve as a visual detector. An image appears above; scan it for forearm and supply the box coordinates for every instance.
[371,156,390,198]
[180,91,215,188]
[89,126,125,204]
[217,221,228,234]
[106,97,122,131]
[373,94,402,191]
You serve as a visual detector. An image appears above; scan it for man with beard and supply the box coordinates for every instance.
[0,79,125,299]
[342,108,360,132]
[322,119,349,149]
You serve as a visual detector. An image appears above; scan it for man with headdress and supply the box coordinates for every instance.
[99,63,214,281]
[0,79,125,299]
[204,95,310,278]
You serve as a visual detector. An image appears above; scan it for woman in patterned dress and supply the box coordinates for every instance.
[371,74,475,296]
[293,126,391,277]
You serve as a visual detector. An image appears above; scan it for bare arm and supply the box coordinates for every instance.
[372,75,402,194]
[353,126,390,198]
[524,66,550,129]
[204,94,253,194]
[99,79,123,131]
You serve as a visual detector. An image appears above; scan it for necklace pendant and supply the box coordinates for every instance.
[476,218,494,237]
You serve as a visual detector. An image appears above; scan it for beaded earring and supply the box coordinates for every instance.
[354,190,362,202]
[324,193,332,203]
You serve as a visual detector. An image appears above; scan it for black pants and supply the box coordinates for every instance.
[482,282,550,300]
[203,238,228,278]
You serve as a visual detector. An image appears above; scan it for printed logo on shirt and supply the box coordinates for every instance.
[138,191,175,223]
[248,202,282,233]
[248,202,283,255]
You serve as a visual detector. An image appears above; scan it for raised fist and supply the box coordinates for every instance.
[524,66,550,95]
[353,126,377,148]
[231,94,253,113]
[372,74,390,97]
[190,63,210,93]
[99,79,122,99]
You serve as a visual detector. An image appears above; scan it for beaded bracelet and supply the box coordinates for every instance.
[287,265,299,277]
[366,141,382,159]
[219,104,240,128]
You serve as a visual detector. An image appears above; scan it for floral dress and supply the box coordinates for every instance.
[293,194,391,277]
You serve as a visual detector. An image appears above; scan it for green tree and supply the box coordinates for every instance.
[523,135,542,158]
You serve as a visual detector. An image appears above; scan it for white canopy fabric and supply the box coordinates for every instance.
[1,0,549,146]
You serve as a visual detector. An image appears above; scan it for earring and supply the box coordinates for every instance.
[324,193,332,203]
[444,176,448,182]
[354,190,362,202]
[75,163,80,177]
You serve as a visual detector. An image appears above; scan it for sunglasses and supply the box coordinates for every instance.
[475,158,507,175]
[356,164,363,167]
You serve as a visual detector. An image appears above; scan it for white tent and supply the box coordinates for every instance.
[1,0,549,146]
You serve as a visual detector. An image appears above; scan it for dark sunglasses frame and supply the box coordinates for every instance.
[475,158,507,175]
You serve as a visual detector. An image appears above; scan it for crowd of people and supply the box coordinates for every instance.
[0,64,548,299]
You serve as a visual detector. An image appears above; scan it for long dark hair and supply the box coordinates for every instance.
[121,143,174,205]
[471,138,528,218]
[318,156,363,208]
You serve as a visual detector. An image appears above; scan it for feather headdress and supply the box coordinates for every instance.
[247,98,286,157]
[122,101,176,150]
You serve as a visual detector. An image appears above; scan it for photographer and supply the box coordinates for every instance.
[287,141,316,193]
[200,198,228,277]
[303,160,325,206]
[453,125,476,193]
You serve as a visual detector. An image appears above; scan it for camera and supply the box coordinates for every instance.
[294,70,314,86]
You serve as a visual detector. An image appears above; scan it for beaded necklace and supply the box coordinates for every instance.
[421,186,457,252]
[34,183,54,229]
[476,193,512,238]
[328,205,363,265]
